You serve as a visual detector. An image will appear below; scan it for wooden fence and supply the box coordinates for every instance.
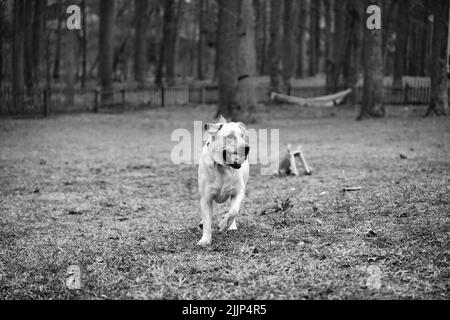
[0,85,444,116]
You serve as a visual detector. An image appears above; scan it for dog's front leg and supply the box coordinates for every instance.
[197,197,213,247]
[219,191,244,233]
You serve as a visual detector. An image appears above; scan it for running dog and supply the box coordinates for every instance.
[197,116,250,247]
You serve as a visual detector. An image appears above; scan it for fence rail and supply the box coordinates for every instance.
[0,85,445,116]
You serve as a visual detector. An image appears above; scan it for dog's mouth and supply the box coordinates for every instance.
[223,150,243,169]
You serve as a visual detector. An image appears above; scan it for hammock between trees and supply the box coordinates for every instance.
[270,88,353,107]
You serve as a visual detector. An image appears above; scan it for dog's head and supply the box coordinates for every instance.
[204,116,250,169]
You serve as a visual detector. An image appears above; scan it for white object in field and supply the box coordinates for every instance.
[66,265,82,290]
[270,88,353,107]
[343,186,362,192]
[292,147,312,175]
[366,265,382,290]
[278,144,312,176]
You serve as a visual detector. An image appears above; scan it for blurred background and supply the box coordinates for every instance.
[0,0,448,118]
[1,1,449,300]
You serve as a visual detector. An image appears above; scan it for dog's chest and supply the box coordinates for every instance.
[214,182,236,203]
[210,172,239,203]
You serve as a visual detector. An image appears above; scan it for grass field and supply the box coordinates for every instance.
[0,104,449,299]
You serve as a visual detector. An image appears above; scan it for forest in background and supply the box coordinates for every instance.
[0,0,449,119]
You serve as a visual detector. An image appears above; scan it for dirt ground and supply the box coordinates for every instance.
[0,104,449,299]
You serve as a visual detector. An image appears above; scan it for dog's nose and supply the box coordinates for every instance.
[244,145,250,157]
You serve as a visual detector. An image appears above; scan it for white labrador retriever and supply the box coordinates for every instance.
[197,116,250,247]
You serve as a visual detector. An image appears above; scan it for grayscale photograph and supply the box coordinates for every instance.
[0,0,449,302]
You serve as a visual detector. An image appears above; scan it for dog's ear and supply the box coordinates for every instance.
[287,144,292,154]
[292,145,302,156]
[217,115,227,124]
[204,123,223,134]
[236,122,248,134]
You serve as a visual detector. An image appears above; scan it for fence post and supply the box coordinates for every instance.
[94,89,99,113]
[404,84,409,105]
[201,85,206,105]
[43,89,50,117]
[161,86,165,107]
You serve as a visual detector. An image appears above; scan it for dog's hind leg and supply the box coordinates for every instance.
[197,197,213,247]
[219,191,244,233]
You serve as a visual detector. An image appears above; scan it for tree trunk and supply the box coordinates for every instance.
[263,0,270,75]
[309,0,320,76]
[45,4,52,90]
[81,0,87,88]
[53,2,63,80]
[393,0,408,87]
[255,0,267,76]
[343,0,362,103]
[203,0,215,79]
[165,0,177,86]
[64,30,77,105]
[0,1,5,88]
[425,0,449,116]
[359,0,385,120]
[269,0,284,93]
[410,16,421,76]
[296,0,306,78]
[188,7,197,78]
[418,2,428,77]
[197,0,205,80]
[382,0,397,76]
[216,0,239,119]
[405,16,413,76]
[113,34,130,81]
[134,0,149,85]
[324,0,336,93]
[99,0,116,103]
[12,0,25,93]
[32,0,45,87]
[172,0,184,82]
[425,6,434,77]
[236,0,258,123]
[156,0,177,86]
[327,0,346,92]
[417,2,427,76]
[24,0,33,89]
[282,0,299,88]
[155,35,165,85]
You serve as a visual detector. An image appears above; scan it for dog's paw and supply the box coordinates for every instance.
[218,216,233,233]
[197,237,211,247]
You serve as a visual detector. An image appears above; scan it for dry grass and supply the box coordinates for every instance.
[0,104,449,299]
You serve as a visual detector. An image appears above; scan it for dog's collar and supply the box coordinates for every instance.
[206,151,230,170]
